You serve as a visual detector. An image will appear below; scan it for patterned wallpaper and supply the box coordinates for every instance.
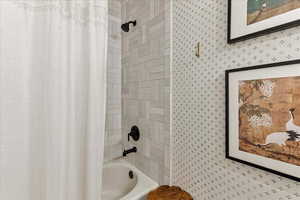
[121,0,171,184]
[172,0,300,199]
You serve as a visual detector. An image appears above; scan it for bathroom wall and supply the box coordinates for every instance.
[104,0,122,161]
[121,0,171,184]
[172,0,300,200]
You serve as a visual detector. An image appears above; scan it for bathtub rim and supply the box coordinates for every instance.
[102,158,159,200]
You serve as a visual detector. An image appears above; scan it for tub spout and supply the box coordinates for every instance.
[123,147,137,157]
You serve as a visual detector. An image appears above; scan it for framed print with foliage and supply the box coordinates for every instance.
[228,0,300,43]
[226,60,300,182]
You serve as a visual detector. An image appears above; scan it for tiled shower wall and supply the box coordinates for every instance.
[172,0,300,200]
[104,0,122,161]
[121,0,171,184]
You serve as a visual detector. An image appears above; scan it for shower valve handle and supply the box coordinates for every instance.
[128,126,140,141]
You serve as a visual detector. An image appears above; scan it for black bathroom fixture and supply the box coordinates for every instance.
[121,20,137,32]
[128,125,140,141]
[123,146,137,157]
[129,170,134,179]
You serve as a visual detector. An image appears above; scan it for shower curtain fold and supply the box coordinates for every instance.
[0,1,107,200]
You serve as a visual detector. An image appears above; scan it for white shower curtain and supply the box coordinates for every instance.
[0,1,107,200]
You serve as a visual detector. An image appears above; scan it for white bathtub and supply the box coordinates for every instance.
[101,159,158,200]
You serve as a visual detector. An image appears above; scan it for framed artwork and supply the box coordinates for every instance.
[226,59,300,181]
[228,0,300,43]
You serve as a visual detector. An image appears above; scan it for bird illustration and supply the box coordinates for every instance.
[286,108,300,132]
[258,109,300,147]
[258,131,291,147]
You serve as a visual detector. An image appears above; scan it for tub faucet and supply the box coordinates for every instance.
[123,147,137,157]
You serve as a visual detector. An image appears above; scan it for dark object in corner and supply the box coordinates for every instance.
[121,20,137,32]
[128,125,140,141]
[147,185,193,200]
[129,170,134,179]
[123,146,137,157]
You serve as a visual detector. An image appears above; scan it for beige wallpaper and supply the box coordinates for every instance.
[172,0,300,200]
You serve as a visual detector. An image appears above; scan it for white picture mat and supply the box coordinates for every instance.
[231,0,300,39]
[228,63,300,178]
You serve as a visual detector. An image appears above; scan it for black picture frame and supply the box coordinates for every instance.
[228,0,300,43]
[225,59,300,182]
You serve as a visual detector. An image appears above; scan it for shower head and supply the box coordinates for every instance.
[121,20,137,32]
